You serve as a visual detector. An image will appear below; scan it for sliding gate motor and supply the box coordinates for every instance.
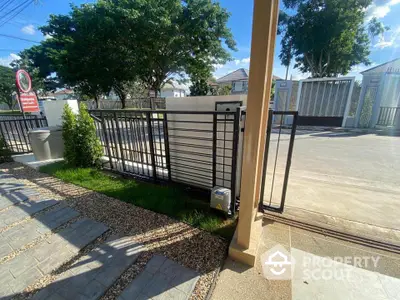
[210,187,231,215]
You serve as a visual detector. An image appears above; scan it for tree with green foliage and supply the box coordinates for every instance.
[278,0,389,78]
[62,103,102,168]
[21,0,236,107]
[368,17,390,44]
[0,66,16,110]
[190,78,209,96]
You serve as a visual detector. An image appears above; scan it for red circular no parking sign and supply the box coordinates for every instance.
[16,69,32,93]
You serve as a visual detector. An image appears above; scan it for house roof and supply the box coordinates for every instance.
[361,58,400,75]
[162,81,188,91]
[216,68,281,83]
[53,89,74,95]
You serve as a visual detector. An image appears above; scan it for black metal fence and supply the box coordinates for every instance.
[0,117,48,154]
[377,107,400,127]
[0,114,41,121]
[89,109,242,213]
[260,110,298,213]
[85,98,166,110]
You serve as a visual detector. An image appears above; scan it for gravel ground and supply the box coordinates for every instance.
[1,162,228,300]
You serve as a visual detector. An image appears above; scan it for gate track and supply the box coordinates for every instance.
[264,212,400,255]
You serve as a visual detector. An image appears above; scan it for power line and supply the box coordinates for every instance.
[0,33,40,43]
[0,0,17,13]
[0,0,34,28]
[0,0,23,19]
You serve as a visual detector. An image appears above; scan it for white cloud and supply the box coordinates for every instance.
[213,63,224,70]
[0,53,20,67]
[21,24,35,35]
[44,34,52,40]
[365,0,400,20]
[214,57,251,78]
[373,26,400,49]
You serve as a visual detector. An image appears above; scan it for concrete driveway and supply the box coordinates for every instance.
[263,130,400,241]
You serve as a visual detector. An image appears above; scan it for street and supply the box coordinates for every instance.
[263,130,400,238]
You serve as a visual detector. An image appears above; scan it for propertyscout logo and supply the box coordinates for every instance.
[261,244,380,281]
[261,245,294,280]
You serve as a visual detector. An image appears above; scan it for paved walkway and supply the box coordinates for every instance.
[0,171,200,300]
[212,217,400,300]
[118,255,200,300]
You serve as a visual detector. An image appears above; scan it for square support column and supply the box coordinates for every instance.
[229,0,279,266]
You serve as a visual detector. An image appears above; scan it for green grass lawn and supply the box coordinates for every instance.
[39,162,237,240]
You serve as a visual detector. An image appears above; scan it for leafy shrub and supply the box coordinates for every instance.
[62,104,77,166]
[0,135,12,163]
[61,103,103,167]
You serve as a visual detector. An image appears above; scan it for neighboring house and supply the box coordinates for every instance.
[50,89,77,101]
[216,68,281,94]
[160,82,187,98]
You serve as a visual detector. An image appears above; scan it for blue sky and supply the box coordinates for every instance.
[1,0,400,81]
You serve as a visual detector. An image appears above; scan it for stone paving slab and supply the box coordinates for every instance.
[0,198,59,231]
[0,205,80,259]
[32,236,144,300]
[0,188,41,210]
[0,183,27,194]
[118,255,200,300]
[0,218,109,299]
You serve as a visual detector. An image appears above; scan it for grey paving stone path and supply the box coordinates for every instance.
[0,188,40,210]
[118,255,200,300]
[32,236,144,300]
[0,198,59,230]
[0,218,108,299]
[0,175,40,210]
[0,204,80,259]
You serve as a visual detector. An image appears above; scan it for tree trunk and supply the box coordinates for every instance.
[94,94,99,109]
[114,84,127,109]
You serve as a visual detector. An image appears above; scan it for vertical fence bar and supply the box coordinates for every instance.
[133,114,145,175]
[230,108,240,214]
[114,112,127,172]
[163,112,171,181]
[212,113,217,187]
[146,112,157,180]
[101,112,114,170]
[259,109,274,211]
[140,114,151,177]
[280,112,298,212]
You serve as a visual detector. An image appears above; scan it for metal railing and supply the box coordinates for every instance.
[89,109,242,213]
[0,114,41,121]
[0,117,48,154]
[260,110,298,213]
[85,98,166,110]
[377,107,400,127]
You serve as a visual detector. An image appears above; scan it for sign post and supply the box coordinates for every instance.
[15,70,39,120]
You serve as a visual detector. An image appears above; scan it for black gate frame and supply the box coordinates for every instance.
[89,109,242,214]
[259,110,298,213]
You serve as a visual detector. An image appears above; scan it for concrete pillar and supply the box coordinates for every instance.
[229,0,279,266]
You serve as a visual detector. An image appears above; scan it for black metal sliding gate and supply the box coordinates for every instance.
[260,110,298,213]
[89,109,242,214]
